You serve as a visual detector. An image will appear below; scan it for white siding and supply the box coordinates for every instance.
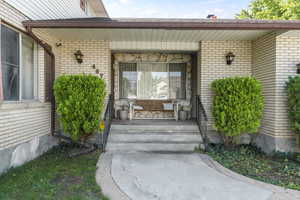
[111,41,199,51]
[0,103,51,150]
[0,1,58,150]
[4,0,105,20]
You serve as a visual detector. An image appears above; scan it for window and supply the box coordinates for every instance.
[137,63,169,99]
[1,25,36,101]
[169,63,186,99]
[119,63,186,99]
[22,35,34,100]
[80,0,88,14]
[120,63,137,99]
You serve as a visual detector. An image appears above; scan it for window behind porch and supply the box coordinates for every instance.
[120,62,186,100]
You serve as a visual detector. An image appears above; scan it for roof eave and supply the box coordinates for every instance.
[22,20,300,30]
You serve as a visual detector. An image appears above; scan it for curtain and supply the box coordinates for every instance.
[21,35,34,100]
[169,63,186,99]
[120,63,137,98]
[119,62,186,100]
[137,63,168,99]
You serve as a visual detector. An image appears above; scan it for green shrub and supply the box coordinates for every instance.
[54,74,106,142]
[211,77,264,145]
[286,76,300,135]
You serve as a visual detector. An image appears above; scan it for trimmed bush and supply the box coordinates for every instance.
[54,74,106,142]
[211,77,264,145]
[286,76,300,135]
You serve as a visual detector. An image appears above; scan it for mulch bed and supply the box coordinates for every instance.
[205,144,300,190]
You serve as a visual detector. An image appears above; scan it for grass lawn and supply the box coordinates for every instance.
[204,145,300,191]
[0,143,109,200]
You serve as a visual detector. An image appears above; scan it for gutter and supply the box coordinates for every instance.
[25,25,56,136]
[22,19,300,30]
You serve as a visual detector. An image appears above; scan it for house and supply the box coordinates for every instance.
[1,0,300,174]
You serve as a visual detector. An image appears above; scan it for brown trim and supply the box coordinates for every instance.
[0,20,54,57]
[24,25,56,135]
[0,19,3,101]
[25,26,54,57]
[44,51,56,135]
[2,19,31,36]
[22,19,300,30]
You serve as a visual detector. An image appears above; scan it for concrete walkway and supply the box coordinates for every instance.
[96,152,300,200]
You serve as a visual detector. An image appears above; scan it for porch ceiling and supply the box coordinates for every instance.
[280,30,300,37]
[37,28,272,42]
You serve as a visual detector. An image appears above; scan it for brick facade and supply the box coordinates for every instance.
[196,35,300,153]
[58,40,111,94]
[198,40,252,141]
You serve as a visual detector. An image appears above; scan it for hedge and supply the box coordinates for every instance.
[211,77,264,145]
[286,76,300,135]
[54,74,106,142]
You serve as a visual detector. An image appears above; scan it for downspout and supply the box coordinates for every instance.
[24,25,56,136]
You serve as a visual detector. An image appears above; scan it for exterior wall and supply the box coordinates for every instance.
[251,33,278,152]
[196,35,300,153]
[0,1,58,175]
[58,40,111,94]
[198,40,252,142]
[273,35,300,152]
[252,33,300,153]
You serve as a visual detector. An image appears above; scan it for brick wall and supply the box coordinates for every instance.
[198,41,252,138]
[275,36,300,137]
[59,40,111,94]
[252,32,277,138]
[251,33,300,153]
[273,35,300,152]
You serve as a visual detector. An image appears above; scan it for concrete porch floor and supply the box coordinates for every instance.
[112,119,197,126]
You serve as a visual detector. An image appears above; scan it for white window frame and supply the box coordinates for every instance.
[0,24,38,102]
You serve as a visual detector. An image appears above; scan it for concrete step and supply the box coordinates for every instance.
[109,134,203,143]
[110,130,200,135]
[111,125,199,132]
[106,143,204,152]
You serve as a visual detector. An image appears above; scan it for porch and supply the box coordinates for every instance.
[25,18,300,152]
[112,52,196,120]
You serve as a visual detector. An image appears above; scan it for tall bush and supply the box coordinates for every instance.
[211,77,264,145]
[286,76,300,135]
[54,74,106,142]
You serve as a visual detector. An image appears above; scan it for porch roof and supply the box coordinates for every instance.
[22,18,300,43]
